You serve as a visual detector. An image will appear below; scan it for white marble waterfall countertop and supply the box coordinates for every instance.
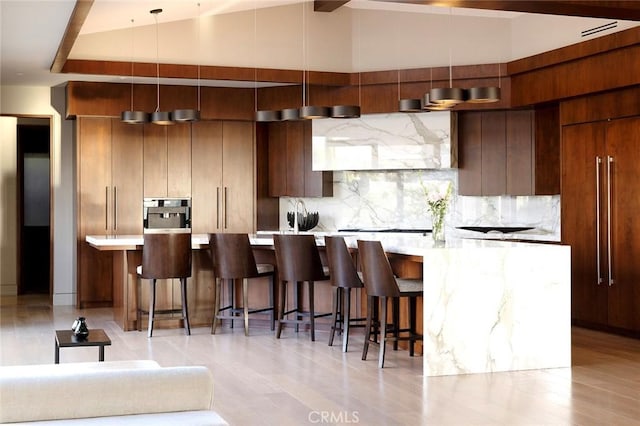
[87,232,571,376]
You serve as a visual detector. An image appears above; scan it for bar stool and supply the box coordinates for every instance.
[357,239,423,368]
[324,236,366,352]
[273,234,331,341]
[136,231,192,338]
[209,233,275,336]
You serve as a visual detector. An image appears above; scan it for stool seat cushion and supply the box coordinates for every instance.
[396,278,423,294]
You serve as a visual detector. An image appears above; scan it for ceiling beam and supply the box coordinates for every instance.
[50,0,94,73]
[314,1,350,12]
[375,1,640,21]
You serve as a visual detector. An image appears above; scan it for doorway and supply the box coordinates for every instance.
[16,118,51,295]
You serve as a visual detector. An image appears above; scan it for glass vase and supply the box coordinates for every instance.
[431,210,446,245]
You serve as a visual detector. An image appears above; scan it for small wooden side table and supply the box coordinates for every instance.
[54,329,112,364]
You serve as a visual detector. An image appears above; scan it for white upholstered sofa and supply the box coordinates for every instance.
[0,360,228,425]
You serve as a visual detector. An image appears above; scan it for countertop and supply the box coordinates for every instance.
[87,232,561,257]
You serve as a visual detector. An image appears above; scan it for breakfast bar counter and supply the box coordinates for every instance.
[87,233,571,376]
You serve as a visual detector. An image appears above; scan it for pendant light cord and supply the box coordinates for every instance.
[254,2,258,113]
[302,1,306,108]
[153,10,160,112]
[197,2,201,111]
[448,8,453,89]
[129,19,135,110]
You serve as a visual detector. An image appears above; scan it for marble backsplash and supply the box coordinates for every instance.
[279,169,560,240]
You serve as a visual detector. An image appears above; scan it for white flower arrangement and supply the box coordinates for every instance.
[421,180,452,242]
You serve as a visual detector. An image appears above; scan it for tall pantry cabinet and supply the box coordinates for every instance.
[561,116,640,333]
[191,120,254,233]
[77,117,143,308]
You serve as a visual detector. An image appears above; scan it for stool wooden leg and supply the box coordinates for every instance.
[181,277,190,336]
[269,275,275,331]
[276,280,286,338]
[392,298,400,351]
[379,296,388,368]
[136,276,142,332]
[148,279,156,338]
[212,278,222,334]
[308,281,315,342]
[328,286,340,346]
[228,279,235,329]
[362,296,374,361]
[409,295,417,357]
[294,281,301,333]
[342,289,351,353]
[243,278,249,337]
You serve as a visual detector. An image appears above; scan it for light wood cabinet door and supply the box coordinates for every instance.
[143,123,191,198]
[143,124,167,198]
[222,121,255,233]
[191,121,223,233]
[111,120,143,234]
[77,118,113,307]
[167,124,191,198]
[192,120,254,234]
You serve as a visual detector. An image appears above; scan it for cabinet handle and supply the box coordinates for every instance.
[216,187,221,229]
[105,186,109,232]
[595,157,602,285]
[607,156,614,286]
[224,187,228,229]
[113,186,117,231]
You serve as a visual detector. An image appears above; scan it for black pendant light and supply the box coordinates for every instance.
[397,70,423,112]
[467,63,501,103]
[423,93,452,111]
[150,8,173,125]
[300,2,331,120]
[298,2,329,120]
[331,105,361,118]
[467,86,501,103]
[256,110,282,122]
[281,107,301,121]
[428,9,466,106]
[121,19,149,124]
[300,105,330,119]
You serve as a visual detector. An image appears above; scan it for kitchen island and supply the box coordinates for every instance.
[87,233,571,376]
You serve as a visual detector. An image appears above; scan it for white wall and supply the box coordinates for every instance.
[0,117,17,296]
[0,85,76,305]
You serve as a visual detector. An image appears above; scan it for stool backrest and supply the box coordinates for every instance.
[141,232,192,279]
[357,240,400,297]
[324,236,363,289]
[273,234,326,282]
[209,233,259,279]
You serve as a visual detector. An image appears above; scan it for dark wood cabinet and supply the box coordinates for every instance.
[267,120,332,197]
[562,116,640,333]
[77,118,143,307]
[458,107,559,196]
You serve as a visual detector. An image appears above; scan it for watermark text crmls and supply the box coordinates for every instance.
[308,410,360,424]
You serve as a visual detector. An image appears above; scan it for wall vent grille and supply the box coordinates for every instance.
[581,21,618,37]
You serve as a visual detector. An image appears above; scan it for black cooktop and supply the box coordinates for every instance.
[456,226,535,234]
[338,228,431,233]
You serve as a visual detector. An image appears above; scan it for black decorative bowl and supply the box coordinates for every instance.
[287,211,319,232]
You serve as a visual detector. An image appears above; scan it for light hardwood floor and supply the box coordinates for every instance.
[2,295,640,425]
